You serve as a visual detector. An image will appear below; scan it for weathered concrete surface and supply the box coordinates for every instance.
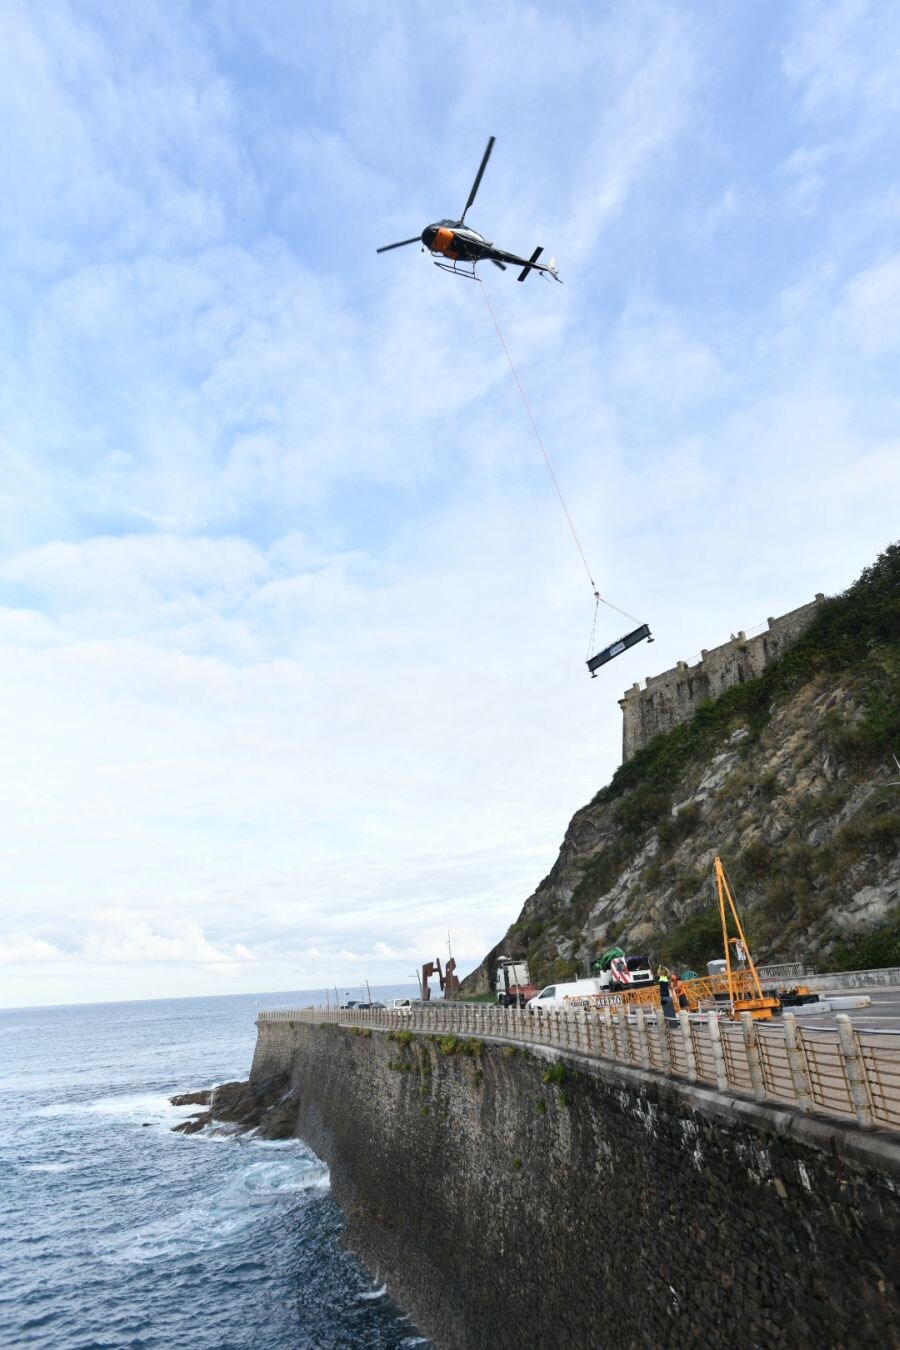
[251,1020,900,1350]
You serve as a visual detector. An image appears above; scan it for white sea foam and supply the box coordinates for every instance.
[36,1091,190,1126]
[236,1157,330,1205]
[21,1161,77,1173]
[188,1121,243,1141]
[358,1284,388,1301]
[34,1102,88,1119]
[103,1150,330,1264]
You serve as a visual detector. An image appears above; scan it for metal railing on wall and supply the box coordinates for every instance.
[257,1002,900,1134]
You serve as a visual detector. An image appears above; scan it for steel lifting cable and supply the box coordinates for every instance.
[477,279,643,651]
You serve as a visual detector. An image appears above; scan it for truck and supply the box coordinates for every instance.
[590,946,654,990]
[493,957,538,1008]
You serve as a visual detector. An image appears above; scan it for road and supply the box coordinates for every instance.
[788,986,900,1032]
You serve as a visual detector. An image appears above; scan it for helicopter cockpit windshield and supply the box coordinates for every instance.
[435,218,487,241]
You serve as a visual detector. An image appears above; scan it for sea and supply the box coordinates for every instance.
[0,988,429,1349]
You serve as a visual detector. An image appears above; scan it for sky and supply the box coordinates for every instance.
[1,0,898,1008]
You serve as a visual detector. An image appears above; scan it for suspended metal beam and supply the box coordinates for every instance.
[586,623,652,677]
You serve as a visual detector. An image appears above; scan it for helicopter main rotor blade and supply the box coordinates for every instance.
[490,259,507,270]
[376,237,421,253]
[460,136,495,222]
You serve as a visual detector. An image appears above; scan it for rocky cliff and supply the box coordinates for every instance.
[464,544,900,992]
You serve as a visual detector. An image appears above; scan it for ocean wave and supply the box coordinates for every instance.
[101,1152,330,1264]
[35,1091,198,1127]
[235,1156,330,1204]
[20,1161,77,1174]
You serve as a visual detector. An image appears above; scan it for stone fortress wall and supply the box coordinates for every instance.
[619,594,826,761]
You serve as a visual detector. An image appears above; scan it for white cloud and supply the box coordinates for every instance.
[690,187,742,237]
[609,304,727,410]
[0,922,252,971]
[782,0,900,123]
[840,254,900,353]
[0,937,66,965]
[0,606,61,647]
[79,921,253,968]
[780,142,842,213]
[2,533,269,613]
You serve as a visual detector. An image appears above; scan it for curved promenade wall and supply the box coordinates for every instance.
[250,1019,900,1350]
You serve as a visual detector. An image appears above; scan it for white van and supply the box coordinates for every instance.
[391,997,427,1014]
[526,978,605,1012]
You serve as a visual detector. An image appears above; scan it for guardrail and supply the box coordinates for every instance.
[257,1003,900,1133]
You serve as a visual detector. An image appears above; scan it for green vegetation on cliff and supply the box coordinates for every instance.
[478,544,900,989]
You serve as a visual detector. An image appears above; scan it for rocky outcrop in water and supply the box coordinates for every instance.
[170,1075,298,1138]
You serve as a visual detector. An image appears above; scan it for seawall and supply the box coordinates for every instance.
[251,1019,900,1350]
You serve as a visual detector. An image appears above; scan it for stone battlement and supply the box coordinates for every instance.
[619,594,826,760]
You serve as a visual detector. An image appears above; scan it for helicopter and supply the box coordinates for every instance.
[377,136,561,283]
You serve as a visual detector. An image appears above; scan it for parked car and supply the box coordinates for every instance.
[392,997,433,1014]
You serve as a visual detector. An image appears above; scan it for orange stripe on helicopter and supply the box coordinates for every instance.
[432,227,458,259]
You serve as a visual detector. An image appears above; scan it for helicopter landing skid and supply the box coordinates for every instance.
[432,259,479,280]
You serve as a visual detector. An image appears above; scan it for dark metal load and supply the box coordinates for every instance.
[586,623,652,677]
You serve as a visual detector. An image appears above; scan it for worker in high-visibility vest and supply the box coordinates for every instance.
[657,966,674,1017]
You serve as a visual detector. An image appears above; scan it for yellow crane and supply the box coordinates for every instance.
[679,857,780,1019]
[714,856,780,1020]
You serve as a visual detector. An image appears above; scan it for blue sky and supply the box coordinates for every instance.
[1,0,898,1007]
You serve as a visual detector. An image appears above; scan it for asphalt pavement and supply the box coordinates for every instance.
[790,986,900,1032]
